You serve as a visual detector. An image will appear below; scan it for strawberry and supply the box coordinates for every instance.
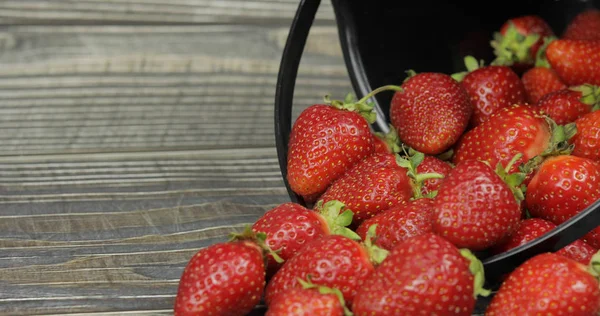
[286,86,401,199]
[352,233,490,315]
[525,155,600,248]
[317,151,442,224]
[174,227,276,316]
[534,84,600,125]
[521,66,567,104]
[562,9,600,41]
[264,233,387,308]
[252,201,359,276]
[485,252,600,315]
[316,154,413,224]
[491,15,555,72]
[452,56,527,127]
[389,72,472,155]
[492,218,597,265]
[546,39,600,86]
[266,277,351,316]
[568,109,600,162]
[415,155,453,196]
[355,197,435,250]
[452,103,569,177]
[431,157,523,250]
[372,124,401,154]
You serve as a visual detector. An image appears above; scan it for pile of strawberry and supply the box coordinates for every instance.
[173,10,600,316]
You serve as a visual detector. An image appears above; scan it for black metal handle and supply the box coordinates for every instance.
[274,0,322,205]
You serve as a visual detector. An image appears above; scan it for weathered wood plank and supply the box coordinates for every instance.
[0,25,351,156]
[0,0,336,25]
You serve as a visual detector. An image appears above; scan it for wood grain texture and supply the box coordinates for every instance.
[0,0,355,315]
[0,0,336,25]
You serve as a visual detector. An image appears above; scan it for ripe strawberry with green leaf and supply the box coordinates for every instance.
[492,218,597,265]
[372,124,401,154]
[485,252,600,315]
[452,103,570,178]
[174,226,280,316]
[286,86,401,199]
[355,197,435,251]
[525,155,600,248]
[491,15,555,72]
[352,233,490,315]
[452,56,527,127]
[264,231,388,308]
[562,9,600,41]
[390,72,472,155]
[534,84,600,125]
[432,156,524,250]
[266,277,352,316]
[546,39,600,86]
[252,200,359,276]
[568,110,600,162]
[317,151,442,224]
[415,155,453,197]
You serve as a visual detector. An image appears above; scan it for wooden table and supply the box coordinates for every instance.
[0,1,352,314]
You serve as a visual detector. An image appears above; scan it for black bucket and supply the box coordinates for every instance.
[273,0,600,314]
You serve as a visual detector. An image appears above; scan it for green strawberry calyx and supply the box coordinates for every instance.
[522,116,576,174]
[495,153,527,202]
[451,55,485,82]
[534,36,557,68]
[396,150,445,199]
[362,224,390,266]
[324,85,403,124]
[298,276,354,316]
[570,84,600,111]
[315,200,361,241]
[459,249,492,298]
[490,22,540,66]
[374,124,402,154]
[587,250,600,279]
[229,225,285,263]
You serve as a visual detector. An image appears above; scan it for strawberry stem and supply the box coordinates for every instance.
[374,124,402,154]
[459,249,492,298]
[315,200,361,241]
[587,250,600,279]
[396,152,444,199]
[362,224,389,266]
[230,225,285,264]
[570,84,600,110]
[298,276,354,316]
[490,22,540,66]
[325,85,402,124]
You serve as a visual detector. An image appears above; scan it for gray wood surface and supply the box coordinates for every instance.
[0,1,353,315]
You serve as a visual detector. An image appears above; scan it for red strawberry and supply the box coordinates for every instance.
[352,233,490,315]
[562,9,600,41]
[492,218,597,265]
[415,155,453,196]
[534,84,600,125]
[389,72,472,155]
[521,66,567,104]
[452,56,527,127]
[317,153,413,224]
[491,15,555,71]
[286,86,401,198]
[569,109,600,162]
[485,252,600,315]
[252,201,359,276]
[546,39,600,86]
[174,227,273,316]
[266,277,351,316]
[432,158,523,250]
[355,197,435,250]
[264,234,386,308]
[525,155,600,248]
[372,124,401,154]
[452,104,559,176]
